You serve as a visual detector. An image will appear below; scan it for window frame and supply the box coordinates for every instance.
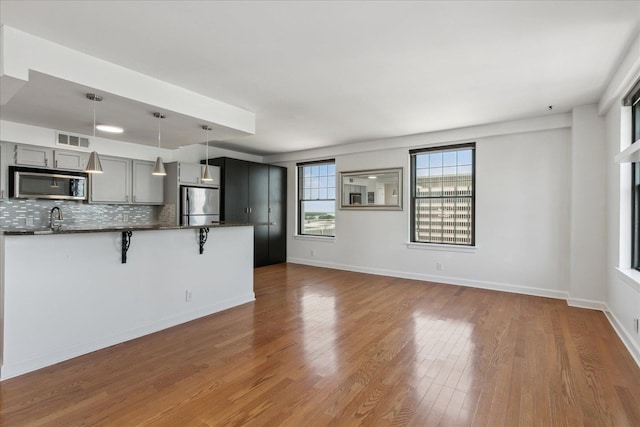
[297,159,336,237]
[633,162,640,270]
[630,82,640,270]
[410,143,476,246]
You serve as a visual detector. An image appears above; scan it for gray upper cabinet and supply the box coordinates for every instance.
[13,144,88,171]
[178,162,202,185]
[178,162,219,187]
[90,155,131,203]
[0,142,166,205]
[53,150,89,171]
[15,144,53,168]
[132,160,164,204]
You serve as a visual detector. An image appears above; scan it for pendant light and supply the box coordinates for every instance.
[152,112,167,176]
[85,93,104,173]
[201,125,213,181]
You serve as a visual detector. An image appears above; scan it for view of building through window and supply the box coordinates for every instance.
[411,144,475,245]
[298,160,336,236]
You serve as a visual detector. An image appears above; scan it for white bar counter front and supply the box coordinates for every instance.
[0,225,254,380]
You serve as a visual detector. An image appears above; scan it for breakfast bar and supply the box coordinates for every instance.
[0,224,255,380]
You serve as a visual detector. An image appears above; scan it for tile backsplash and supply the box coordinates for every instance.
[0,199,164,230]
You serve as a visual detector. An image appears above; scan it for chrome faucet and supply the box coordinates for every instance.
[50,206,63,229]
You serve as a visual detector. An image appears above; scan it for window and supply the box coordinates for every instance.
[410,143,475,245]
[630,82,640,270]
[298,160,336,237]
[633,162,640,270]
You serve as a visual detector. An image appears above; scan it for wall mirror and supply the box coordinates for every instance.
[340,168,403,210]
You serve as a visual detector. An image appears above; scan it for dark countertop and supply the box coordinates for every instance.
[1,222,252,236]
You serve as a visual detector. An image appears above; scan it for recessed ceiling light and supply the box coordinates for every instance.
[368,176,377,179]
[96,124,124,133]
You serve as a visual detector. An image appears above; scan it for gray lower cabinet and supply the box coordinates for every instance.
[90,155,131,203]
[132,160,164,204]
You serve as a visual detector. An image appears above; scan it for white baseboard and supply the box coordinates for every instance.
[0,293,255,381]
[287,258,569,300]
[567,298,607,311]
[603,305,640,368]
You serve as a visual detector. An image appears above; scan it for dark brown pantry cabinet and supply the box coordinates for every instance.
[206,157,287,267]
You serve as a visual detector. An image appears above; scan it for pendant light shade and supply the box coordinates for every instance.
[153,156,166,176]
[152,112,167,176]
[201,163,213,181]
[85,93,104,174]
[86,151,104,174]
[201,125,213,181]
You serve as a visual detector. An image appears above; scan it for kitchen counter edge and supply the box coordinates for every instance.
[1,223,254,236]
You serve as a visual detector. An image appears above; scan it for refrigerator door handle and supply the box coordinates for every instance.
[185,190,190,225]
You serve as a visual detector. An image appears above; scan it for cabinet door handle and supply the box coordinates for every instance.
[55,160,58,168]
[45,158,48,167]
[132,195,136,203]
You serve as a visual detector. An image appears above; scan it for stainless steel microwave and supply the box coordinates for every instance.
[9,166,88,200]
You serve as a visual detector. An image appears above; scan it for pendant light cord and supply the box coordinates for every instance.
[93,98,96,138]
[205,126,209,159]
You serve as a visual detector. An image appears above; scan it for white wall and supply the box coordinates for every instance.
[279,122,572,299]
[1,226,255,380]
[0,120,263,164]
[604,91,640,363]
[567,105,607,307]
[599,29,640,366]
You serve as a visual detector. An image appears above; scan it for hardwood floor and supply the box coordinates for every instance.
[1,263,639,426]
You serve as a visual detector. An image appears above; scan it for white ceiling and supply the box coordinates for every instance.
[0,1,638,155]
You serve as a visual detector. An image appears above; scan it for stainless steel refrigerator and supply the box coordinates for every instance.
[180,186,220,225]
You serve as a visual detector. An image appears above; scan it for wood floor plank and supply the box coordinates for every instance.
[1,263,639,426]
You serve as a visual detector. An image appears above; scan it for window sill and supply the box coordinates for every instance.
[406,242,477,253]
[294,234,336,243]
[615,139,640,163]
[616,267,640,292]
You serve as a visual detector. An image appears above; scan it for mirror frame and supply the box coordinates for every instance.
[339,167,403,210]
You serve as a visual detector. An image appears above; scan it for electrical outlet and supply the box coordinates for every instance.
[436,262,444,271]
[25,217,34,226]
[123,214,129,223]
[310,249,316,257]
[185,290,193,302]
[634,318,639,334]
